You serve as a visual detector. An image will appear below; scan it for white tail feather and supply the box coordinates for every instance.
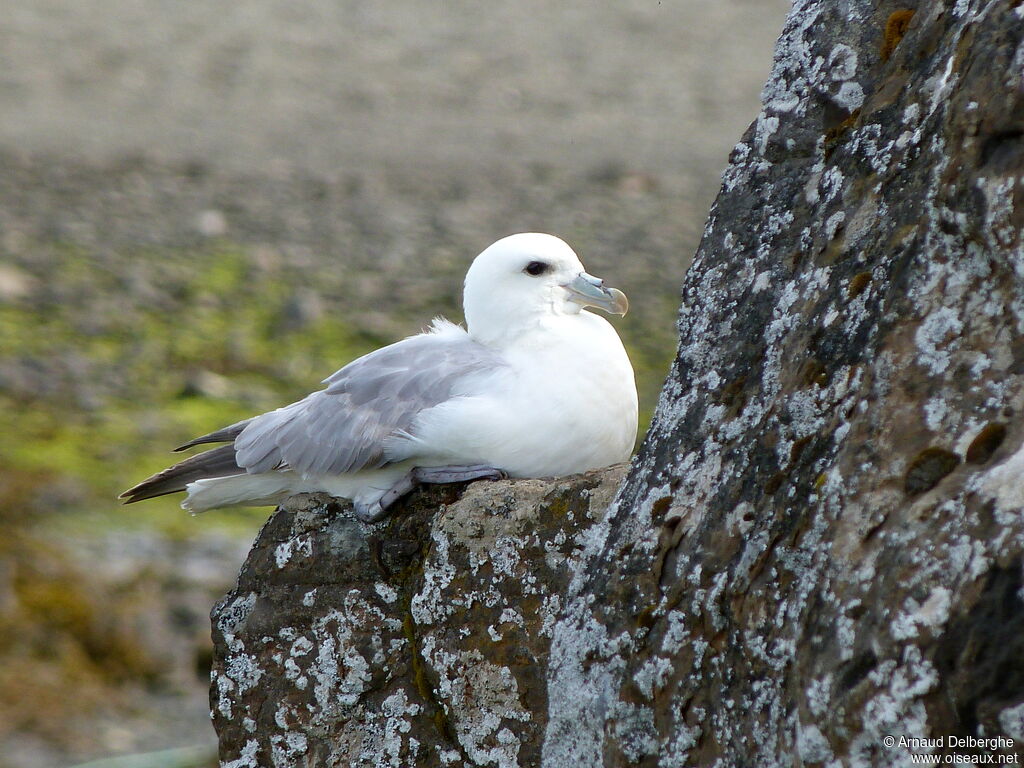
[182,473,294,514]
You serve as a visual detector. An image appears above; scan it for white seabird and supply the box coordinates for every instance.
[121,232,638,522]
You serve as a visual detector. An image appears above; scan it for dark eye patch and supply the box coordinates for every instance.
[524,261,550,276]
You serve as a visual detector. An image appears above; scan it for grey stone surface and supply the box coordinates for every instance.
[212,0,1024,765]
[211,469,624,767]
[545,0,1024,765]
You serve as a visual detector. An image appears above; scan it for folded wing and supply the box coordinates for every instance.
[120,321,502,504]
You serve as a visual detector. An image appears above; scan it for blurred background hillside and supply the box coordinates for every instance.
[0,1,789,766]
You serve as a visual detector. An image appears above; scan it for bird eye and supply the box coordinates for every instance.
[524,261,549,276]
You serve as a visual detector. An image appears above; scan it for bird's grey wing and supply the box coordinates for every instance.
[233,329,503,477]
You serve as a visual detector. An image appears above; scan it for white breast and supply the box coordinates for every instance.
[407,311,638,477]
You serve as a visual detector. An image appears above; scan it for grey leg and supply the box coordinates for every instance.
[352,499,388,524]
[351,464,506,523]
[412,464,507,484]
[352,472,418,523]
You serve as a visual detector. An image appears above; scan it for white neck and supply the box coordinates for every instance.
[465,294,582,349]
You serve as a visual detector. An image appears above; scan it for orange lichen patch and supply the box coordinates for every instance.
[965,423,1007,464]
[847,271,872,299]
[882,10,916,61]
[824,109,862,160]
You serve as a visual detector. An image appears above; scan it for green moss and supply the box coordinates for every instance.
[8,537,161,681]
[1,241,381,527]
[400,582,464,754]
[544,497,572,518]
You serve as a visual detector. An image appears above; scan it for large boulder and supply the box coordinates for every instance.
[212,469,625,767]
[544,0,1024,764]
[212,0,1024,765]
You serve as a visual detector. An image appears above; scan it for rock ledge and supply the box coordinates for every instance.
[212,467,625,767]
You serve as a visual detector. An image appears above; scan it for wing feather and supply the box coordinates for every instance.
[120,445,242,503]
[173,419,252,452]
[233,323,502,477]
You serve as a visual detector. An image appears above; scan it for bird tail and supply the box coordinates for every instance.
[181,473,294,514]
[119,444,243,504]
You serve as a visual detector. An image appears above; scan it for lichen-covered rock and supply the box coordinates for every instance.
[544,0,1024,765]
[211,468,624,767]
[213,1,1024,766]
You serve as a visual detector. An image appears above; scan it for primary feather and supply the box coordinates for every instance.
[119,445,242,503]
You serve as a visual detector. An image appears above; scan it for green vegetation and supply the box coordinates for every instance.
[1,242,384,538]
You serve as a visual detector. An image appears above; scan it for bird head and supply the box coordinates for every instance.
[463,233,628,346]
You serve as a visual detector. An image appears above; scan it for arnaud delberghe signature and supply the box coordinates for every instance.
[895,735,1016,751]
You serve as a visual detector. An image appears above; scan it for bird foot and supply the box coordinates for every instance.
[351,464,506,523]
[352,500,388,524]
